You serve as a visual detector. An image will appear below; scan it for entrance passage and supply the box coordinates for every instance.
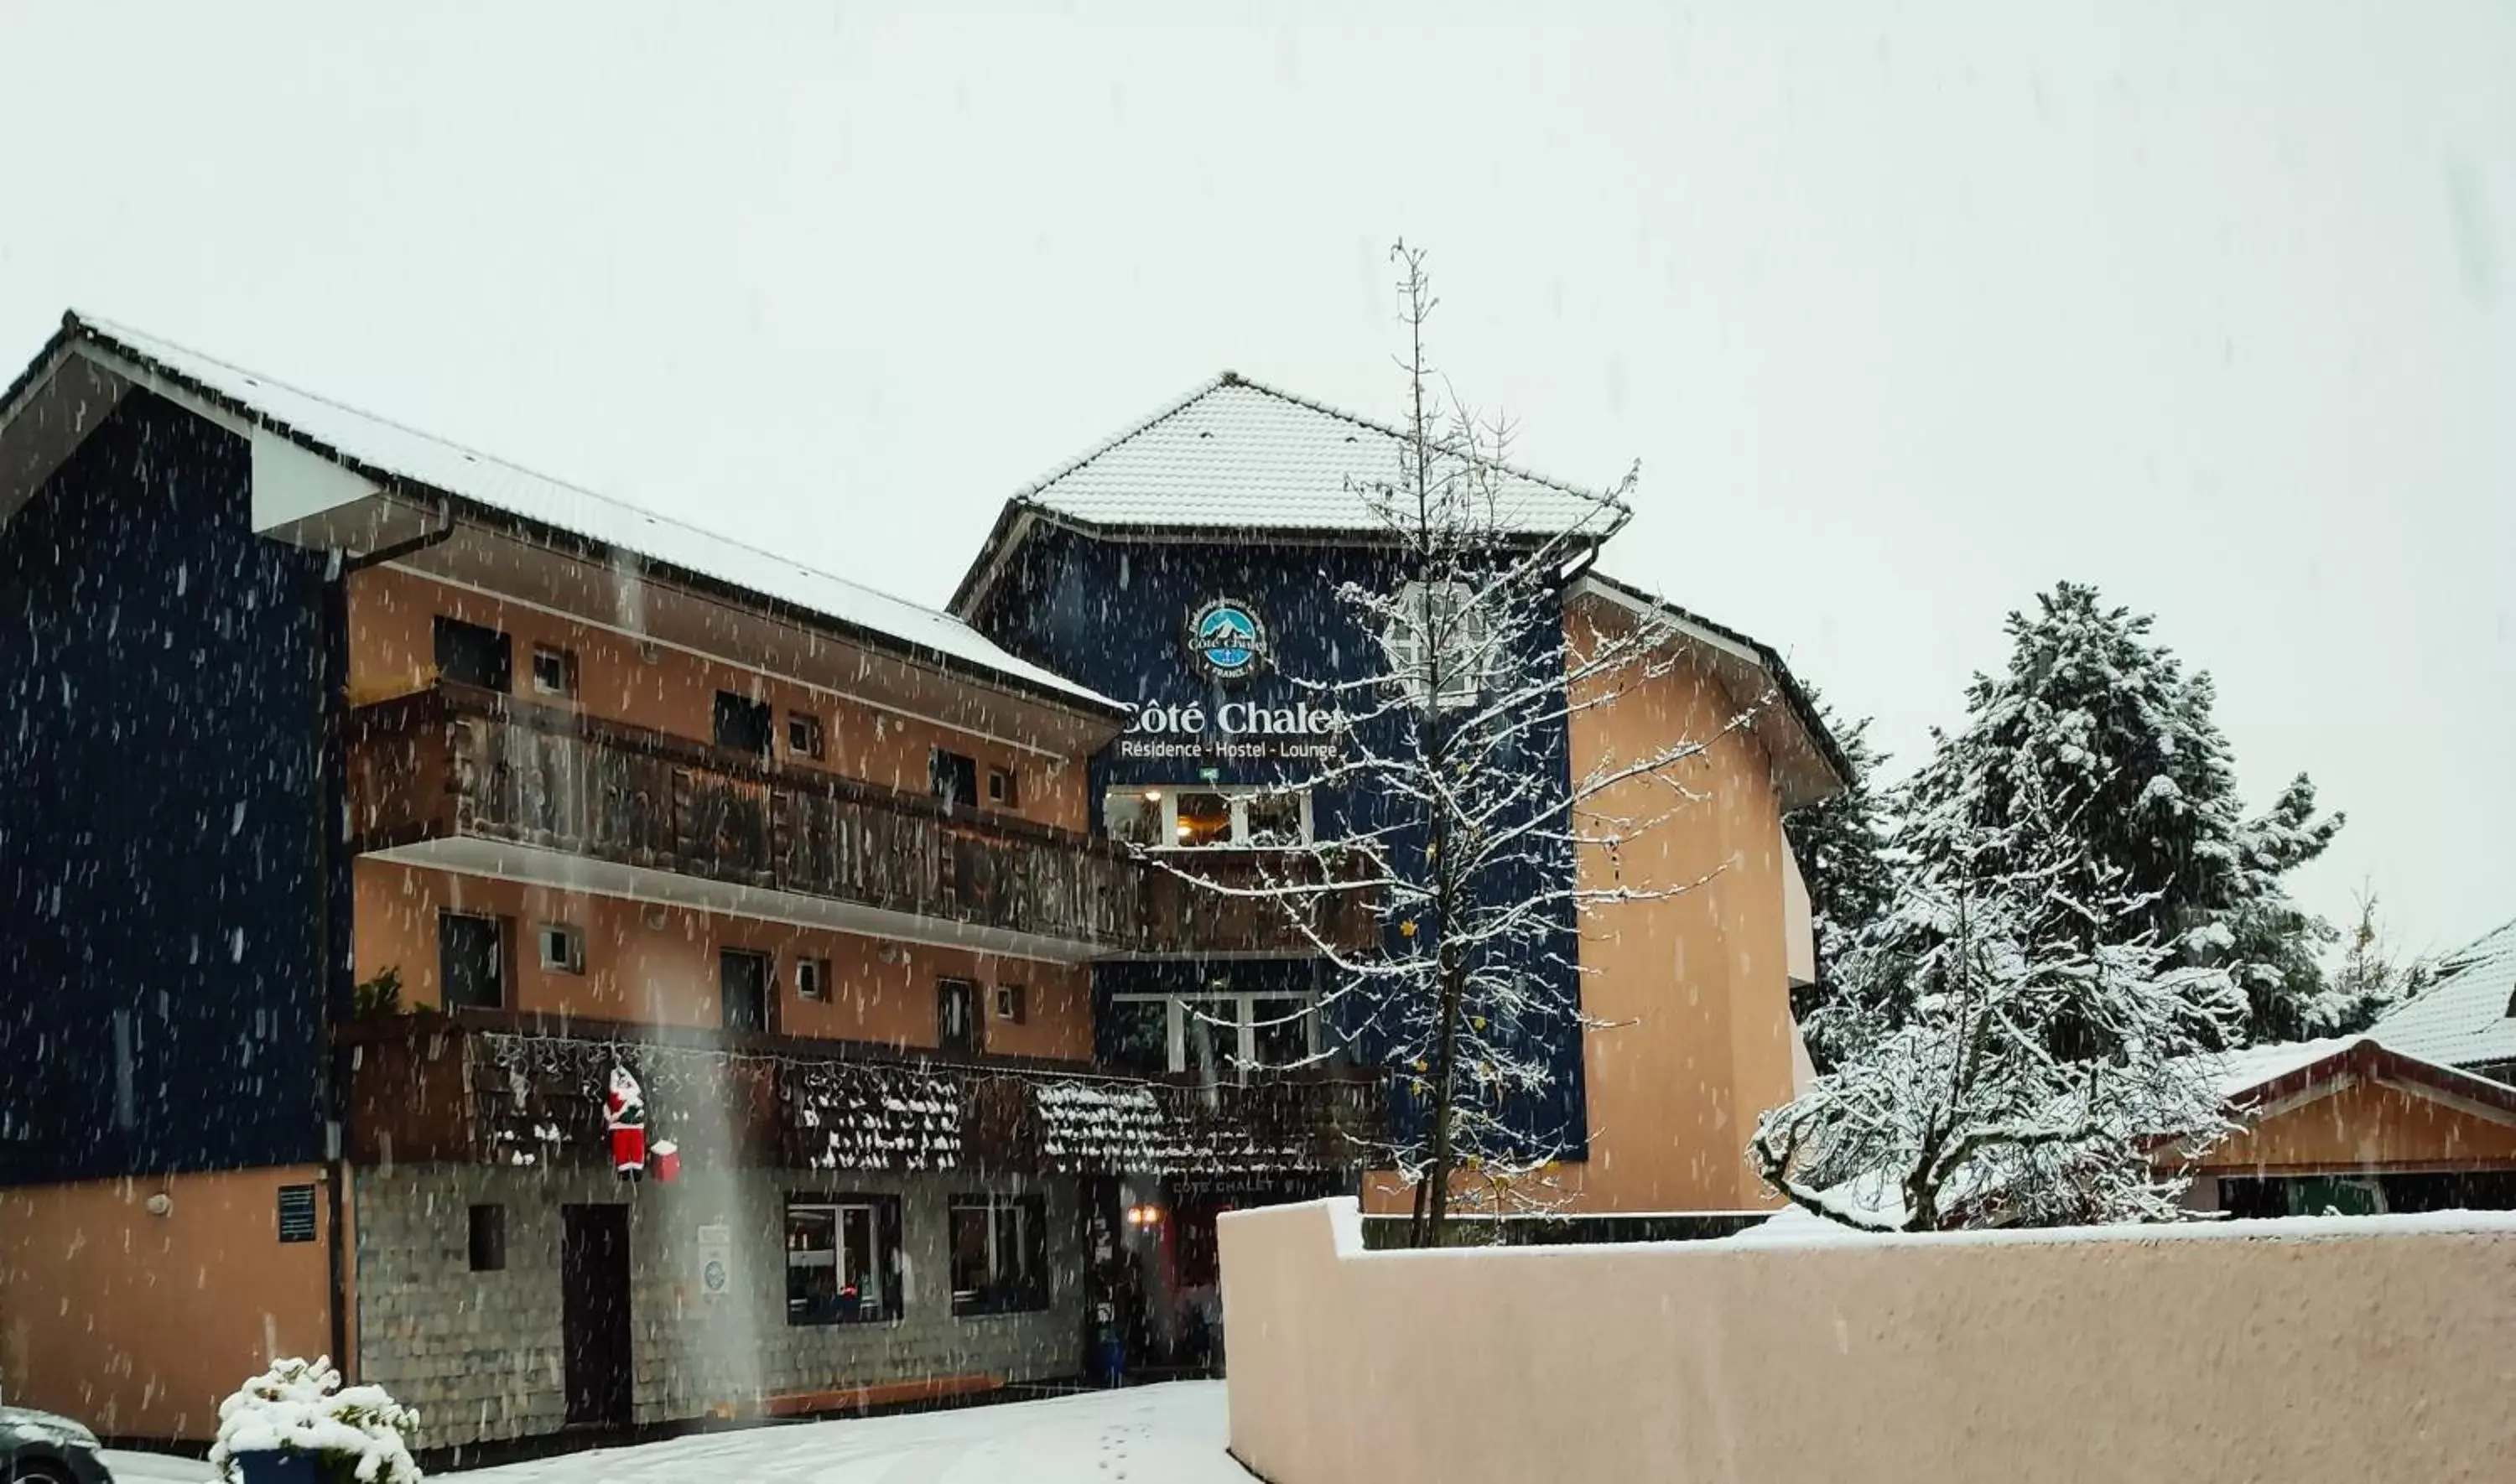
[561,1203,633,1427]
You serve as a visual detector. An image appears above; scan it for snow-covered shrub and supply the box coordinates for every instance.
[208,1356,422,1483]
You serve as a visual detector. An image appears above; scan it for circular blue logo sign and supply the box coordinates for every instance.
[1188,599,1267,678]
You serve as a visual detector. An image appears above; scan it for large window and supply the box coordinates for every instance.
[439,911,507,1010]
[937,978,981,1056]
[721,948,772,1034]
[1384,579,1495,712]
[949,1194,1047,1316]
[931,747,980,807]
[713,691,773,756]
[785,1195,902,1325]
[434,615,512,692]
[1107,991,1318,1081]
[1100,786,1312,848]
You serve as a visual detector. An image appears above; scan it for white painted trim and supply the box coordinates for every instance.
[385,560,1085,762]
[252,426,380,532]
[369,835,1094,967]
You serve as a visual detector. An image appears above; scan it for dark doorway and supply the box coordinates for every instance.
[938,977,980,1056]
[720,947,772,1035]
[560,1204,633,1428]
[434,615,512,691]
[712,691,773,756]
[930,747,979,807]
[439,911,507,1010]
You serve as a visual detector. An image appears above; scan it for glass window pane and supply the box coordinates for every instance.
[841,1206,879,1309]
[1250,996,1313,1070]
[787,1206,838,1324]
[949,1206,989,1303]
[1104,999,1170,1074]
[1185,1002,1230,1085]
[1104,789,1164,845]
[1245,791,1304,845]
[1175,791,1231,847]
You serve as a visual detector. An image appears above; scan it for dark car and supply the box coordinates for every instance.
[0,1405,113,1483]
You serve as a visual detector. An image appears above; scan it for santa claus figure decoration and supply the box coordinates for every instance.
[604,1066,647,1180]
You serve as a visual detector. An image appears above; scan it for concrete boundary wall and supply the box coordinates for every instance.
[1219,1198,2516,1484]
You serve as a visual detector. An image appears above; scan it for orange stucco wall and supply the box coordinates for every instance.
[346,565,1087,831]
[1359,616,1808,1217]
[353,859,1091,1060]
[2198,1078,2516,1175]
[0,1166,334,1440]
[1557,615,1801,1212]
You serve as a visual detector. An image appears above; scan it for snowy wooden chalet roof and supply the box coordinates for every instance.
[950,371,1616,614]
[0,312,1117,715]
[1017,371,1608,536]
[2373,916,2516,1071]
[2188,1032,2516,1118]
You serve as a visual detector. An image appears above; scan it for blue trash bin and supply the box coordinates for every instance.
[231,1450,321,1484]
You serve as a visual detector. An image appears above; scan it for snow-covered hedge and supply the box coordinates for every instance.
[208,1357,422,1483]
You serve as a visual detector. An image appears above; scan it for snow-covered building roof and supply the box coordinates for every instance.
[1013,371,1606,536]
[0,312,1116,714]
[2372,917,2516,1074]
[949,371,1617,615]
[2182,1033,2516,1127]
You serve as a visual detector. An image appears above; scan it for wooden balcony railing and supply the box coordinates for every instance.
[341,1010,1385,1178]
[344,682,1372,958]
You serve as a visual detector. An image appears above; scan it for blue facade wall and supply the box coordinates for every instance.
[0,392,333,1183]
[970,521,1589,1160]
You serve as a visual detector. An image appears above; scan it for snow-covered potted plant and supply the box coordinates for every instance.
[208,1357,422,1484]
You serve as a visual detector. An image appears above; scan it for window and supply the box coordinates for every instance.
[786,1195,902,1324]
[1105,785,1312,848]
[721,948,772,1034]
[1102,788,1164,846]
[439,911,506,1010]
[938,978,980,1056]
[995,983,1027,1025]
[1108,989,1319,1082]
[714,691,773,756]
[537,922,585,974]
[796,956,830,1003]
[1175,790,1232,847]
[1384,579,1495,711]
[788,710,824,760]
[433,615,511,691]
[468,1204,507,1272]
[949,1195,1048,1315]
[987,766,1019,807]
[529,644,578,698]
[1244,791,1305,846]
[931,747,979,807]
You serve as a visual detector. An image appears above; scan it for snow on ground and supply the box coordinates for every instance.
[105,1382,1248,1484]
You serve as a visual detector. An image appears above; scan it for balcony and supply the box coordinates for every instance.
[341,1009,1385,1179]
[345,682,1370,963]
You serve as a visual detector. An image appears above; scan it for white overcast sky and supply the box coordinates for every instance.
[3,3,2509,956]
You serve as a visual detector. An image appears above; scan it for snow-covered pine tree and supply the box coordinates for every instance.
[1781,692,1897,1059]
[1880,583,2342,1047]
[1151,243,1758,1247]
[1755,814,2246,1232]
[2318,890,2435,1035]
